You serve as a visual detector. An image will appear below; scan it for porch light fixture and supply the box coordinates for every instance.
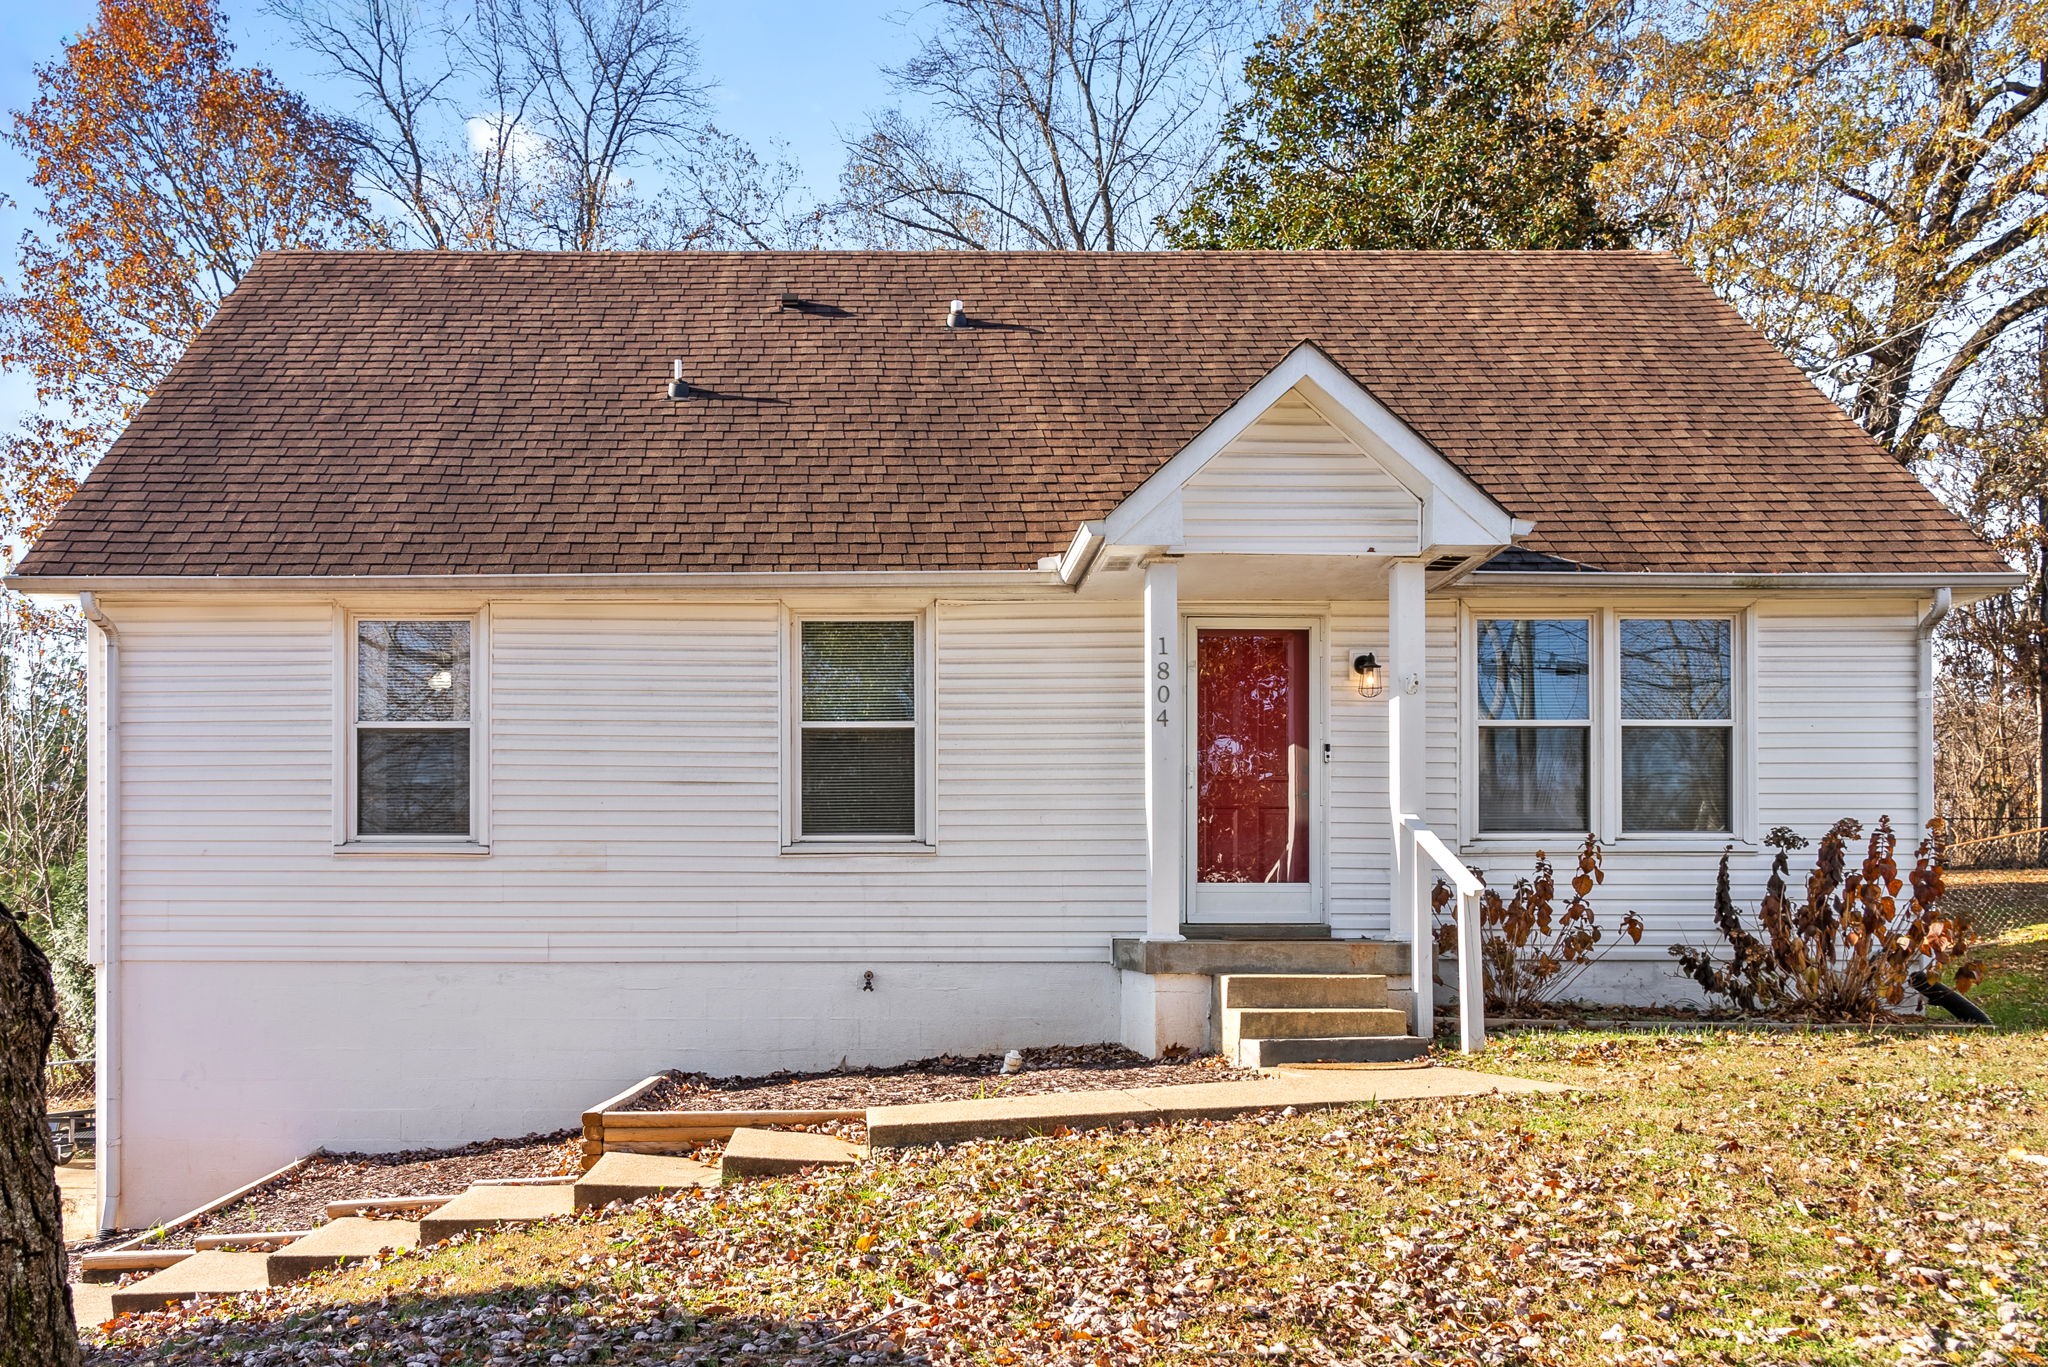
[1352,652,1384,698]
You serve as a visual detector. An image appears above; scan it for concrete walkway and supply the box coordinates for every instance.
[869,1063,1567,1146]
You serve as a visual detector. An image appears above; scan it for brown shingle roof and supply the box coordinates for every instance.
[14,249,2006,579]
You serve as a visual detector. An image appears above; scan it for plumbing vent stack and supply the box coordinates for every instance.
[667,358,688,400]
[947,299,967,329]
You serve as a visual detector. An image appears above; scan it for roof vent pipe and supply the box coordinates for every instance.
[667,358,688,400]
[947,299,967,329]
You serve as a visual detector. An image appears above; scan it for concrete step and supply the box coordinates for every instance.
[420,1183,576,1243]
[1230,1007,1411,1040]
[572,1151,719,1210]
[1115,937,1405,977]
[70,1280,116,1331]
[1239,1035,1431,1067]
[720,1128,864,1182]
[266,1217,420,1286]
[109,1251,273,1315]
[1219,973,1388,1009]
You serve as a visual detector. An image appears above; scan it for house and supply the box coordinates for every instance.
[9,250,2017,1230]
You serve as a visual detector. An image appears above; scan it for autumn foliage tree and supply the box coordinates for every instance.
[1602,0,2048,465]
[0,0,372,551]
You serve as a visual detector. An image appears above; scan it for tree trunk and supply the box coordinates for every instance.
[2037,490,2046,866]
[1,908,79,1367]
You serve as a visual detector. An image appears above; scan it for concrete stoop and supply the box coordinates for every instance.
[1217,973,1421,1066]
[719,1127,864,1181]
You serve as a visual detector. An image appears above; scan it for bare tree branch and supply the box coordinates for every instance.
[836,0,1248,249]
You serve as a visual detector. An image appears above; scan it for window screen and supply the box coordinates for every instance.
[798,621,918,838]
[1475,619,1590,832]
[1619,619,1732,832]
[355,619,473,838]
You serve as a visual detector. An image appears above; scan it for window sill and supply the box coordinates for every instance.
[780,841,937,857]
[333,842,491,858]
[1460,835,1750,858]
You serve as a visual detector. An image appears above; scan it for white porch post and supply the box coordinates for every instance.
[1386,560,1429,1032]
[1143,559,1185,940]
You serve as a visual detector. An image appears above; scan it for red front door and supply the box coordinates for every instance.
[1190,626,1319,924]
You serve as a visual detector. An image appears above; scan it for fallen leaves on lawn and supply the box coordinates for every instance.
[85,1031,2046,1366]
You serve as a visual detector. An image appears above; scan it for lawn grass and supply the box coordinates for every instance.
[1975,922,2048,1031]
[87,1008,2046,1364]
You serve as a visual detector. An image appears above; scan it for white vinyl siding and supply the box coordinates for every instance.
[110,596,1146,964]
[1179,390,1422,555]
[102,589,1926,968]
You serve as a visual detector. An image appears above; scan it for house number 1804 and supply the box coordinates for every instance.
[1155,636,1171,725]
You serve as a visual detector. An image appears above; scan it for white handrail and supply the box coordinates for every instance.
[1399,814,1486,1054]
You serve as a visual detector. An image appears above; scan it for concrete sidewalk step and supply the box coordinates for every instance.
[71,1280,116,1331]
[109,1251,273,1314]
[1231,1007,1411,1040]
[720,1128,864,1182]
[1220,973,1389,1009]
[420,1183,576,1243]
[266,1217,420,1285]
[1239,1035,1430,1067]
[572,1151,719,1210]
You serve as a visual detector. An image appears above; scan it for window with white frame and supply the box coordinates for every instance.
[1619,618,1733,833]
[1474,618,1591,833]
[352,618,475,840]
[795,619,921,840]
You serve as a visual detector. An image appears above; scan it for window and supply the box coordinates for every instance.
[352,618,475,841]
[1620,618,1732,832]
[795,619,922,841]
[1475,618,1591,832]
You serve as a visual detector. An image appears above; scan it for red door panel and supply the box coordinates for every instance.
[1195,629,1311,885]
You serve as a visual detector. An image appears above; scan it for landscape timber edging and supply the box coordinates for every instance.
[580,1074,862,1167]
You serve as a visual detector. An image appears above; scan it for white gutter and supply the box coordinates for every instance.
[78,592,122,1235]
[1470,570,2024,595]
[1918,588,1953,836]
[1057,522,1108,588]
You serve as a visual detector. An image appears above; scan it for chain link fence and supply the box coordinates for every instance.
[1946,826,2048,937]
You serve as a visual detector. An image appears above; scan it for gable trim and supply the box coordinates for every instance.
[1102,342,1526,553]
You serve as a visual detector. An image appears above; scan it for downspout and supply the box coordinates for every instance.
[79,591,122,1235]
[1917,588,1952,838]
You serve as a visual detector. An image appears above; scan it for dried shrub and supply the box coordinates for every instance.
[1670,817,1978,1020]
[1434,835,1645,1015]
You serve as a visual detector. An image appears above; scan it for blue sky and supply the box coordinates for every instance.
[0,0,911,434]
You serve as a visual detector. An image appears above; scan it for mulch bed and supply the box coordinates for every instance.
[147,1131,580,1249]
[621,1044,1258,1112]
